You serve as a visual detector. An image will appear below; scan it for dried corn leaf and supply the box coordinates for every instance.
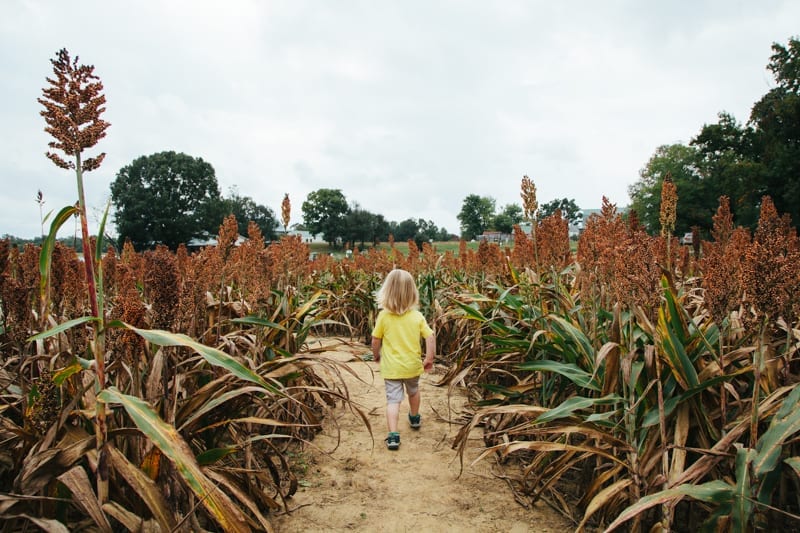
[98,387,250,533]
[57,465,112,532]
[108,445,176,530]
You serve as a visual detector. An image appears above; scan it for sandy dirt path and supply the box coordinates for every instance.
[272,339,572,532]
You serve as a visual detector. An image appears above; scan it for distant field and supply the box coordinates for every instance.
[307,238,580,258]
[308,238,580,257]
[308,240,481,257]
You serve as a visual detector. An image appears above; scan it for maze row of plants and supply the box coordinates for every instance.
[2,190,799,531]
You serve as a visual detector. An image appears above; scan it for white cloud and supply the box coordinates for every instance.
[2,0,799,238]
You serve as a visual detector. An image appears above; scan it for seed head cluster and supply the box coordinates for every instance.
[38,49,110,172]
[659,172,677,238]
[520,175,538,222]
[281,193,292,231]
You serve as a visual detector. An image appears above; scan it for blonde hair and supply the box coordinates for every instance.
[376,269,419,314]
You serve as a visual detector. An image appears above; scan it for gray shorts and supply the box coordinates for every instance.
[384,377,420,404]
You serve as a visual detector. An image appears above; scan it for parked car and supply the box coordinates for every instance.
[680,232,693,245]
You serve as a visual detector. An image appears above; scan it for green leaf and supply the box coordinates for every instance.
[52,363,83,386]
[178,386,273,431]
[535,394,622,424]
[545,314,595,367]
[585,410,621,426]
[732,445,755,532]
[657,297,699,389]
[126,325,275,391]
[517,360,600,391]
[39,205,79,300]
[230,316,287,330]
[754,384,800,478]
[94,200,111,265]
[629,361,644,390]
[452,299,488,321]
[196,447,238,466]
[604,480,733,532]
[27,316,98,342]
[640,372,741,428]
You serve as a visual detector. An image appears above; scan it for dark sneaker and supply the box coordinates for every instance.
[409,413,421,429]
[385,432,400,450]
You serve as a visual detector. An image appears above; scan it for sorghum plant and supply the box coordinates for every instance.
[38,47,112,499]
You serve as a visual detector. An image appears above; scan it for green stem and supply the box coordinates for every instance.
[531,220,540,275]
[719,334,727,437]
[665,234,672,276]
[750,321,767,449]
[75,153,108,503]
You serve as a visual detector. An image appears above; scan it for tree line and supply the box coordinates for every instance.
[108,153,586,250]
[456,194,583,240]
[10,152,587,251]
[107,154,459,250]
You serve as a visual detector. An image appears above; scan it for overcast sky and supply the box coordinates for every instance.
[1,1,798,239]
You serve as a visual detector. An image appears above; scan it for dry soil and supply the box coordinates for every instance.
[272,338,573,533]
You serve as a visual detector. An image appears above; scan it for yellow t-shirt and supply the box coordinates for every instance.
[371,309,434,379]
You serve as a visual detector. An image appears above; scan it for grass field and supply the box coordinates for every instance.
[308,237,577,258]
[308,240,483,257]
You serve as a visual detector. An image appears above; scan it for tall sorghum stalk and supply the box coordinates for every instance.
[659,172,677,275]
[35,190,51,326]
[751,321,768,448]
[655,350,672,529]
[520,175,539,273]
[38,48,111,501]
[215,214,239,341]
[702,196,738,436]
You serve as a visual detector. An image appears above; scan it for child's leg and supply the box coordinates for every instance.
[384,380,404,432]
[386,401,400,432]
[408,389,420,416]
[406,377,421,415]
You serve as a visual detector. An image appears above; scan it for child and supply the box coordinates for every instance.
[371,269,435,450]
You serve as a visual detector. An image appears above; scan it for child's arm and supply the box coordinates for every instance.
[371,336,382,363]
[423,333,435,372]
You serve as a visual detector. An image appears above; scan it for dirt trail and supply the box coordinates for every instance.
[272,339,572,532]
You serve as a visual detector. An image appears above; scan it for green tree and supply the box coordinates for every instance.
[343,204,386,248]
[539,198,583,226]
[458,194,495,240]
[394,218,419,241]
[110,151,221,250]
[437,227,455,241]
[416,219,441,244]
[373,213,391,243]
[691,112,763,228]
[749,37,800,226]
[301,188,349,247]
[628,144,708,234]
[390,218,444,246]
[219,188,278,240]
[491,204,524,233]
